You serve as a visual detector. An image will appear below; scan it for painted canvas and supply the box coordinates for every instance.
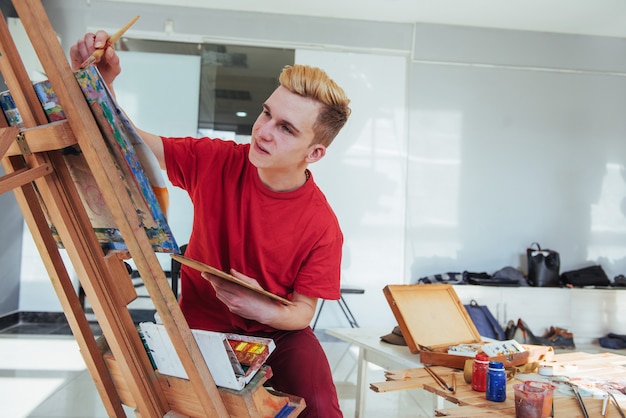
[3,66,178,253]
[70,65,178,252]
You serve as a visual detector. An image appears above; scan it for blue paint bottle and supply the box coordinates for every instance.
[486,361,506,402]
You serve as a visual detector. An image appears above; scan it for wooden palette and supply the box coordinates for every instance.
[171,254,293,306]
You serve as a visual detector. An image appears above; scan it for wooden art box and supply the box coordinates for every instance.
[383,284,549,369]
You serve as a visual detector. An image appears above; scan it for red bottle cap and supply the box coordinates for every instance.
[476,353,489,362]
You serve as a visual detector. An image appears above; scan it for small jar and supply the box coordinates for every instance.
[471,353,489,392]
[486,361,506,402]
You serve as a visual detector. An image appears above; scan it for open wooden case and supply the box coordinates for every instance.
[383,284,553,369]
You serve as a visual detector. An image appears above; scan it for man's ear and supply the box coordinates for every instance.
[306,144,326,163]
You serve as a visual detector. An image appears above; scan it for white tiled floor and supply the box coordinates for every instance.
[0,331,424,418]
[0,335,130,418]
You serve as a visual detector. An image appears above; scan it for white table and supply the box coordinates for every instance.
[325,328,423,417]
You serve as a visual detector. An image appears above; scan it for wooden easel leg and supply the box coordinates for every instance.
[2,155,128,417]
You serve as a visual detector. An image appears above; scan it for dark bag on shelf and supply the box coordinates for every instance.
[560,265,610,287]
[465,267,523,287]
[526,242,560,287]
[464,299,505,340]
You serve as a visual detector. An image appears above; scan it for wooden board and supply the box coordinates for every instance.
[171,254,293,305]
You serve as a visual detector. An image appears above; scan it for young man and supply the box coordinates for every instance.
[71,32,351,417]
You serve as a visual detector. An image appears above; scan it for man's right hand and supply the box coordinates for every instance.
[69,30,166,168]
[69,31,121,86]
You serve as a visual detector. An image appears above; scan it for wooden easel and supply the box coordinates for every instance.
[0,1,303,417]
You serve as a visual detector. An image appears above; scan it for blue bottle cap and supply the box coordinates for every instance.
[488,361,504,369]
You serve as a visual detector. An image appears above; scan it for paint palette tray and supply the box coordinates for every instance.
[383,284,552,369]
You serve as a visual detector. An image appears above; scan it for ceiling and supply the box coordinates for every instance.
[108,0,626,39]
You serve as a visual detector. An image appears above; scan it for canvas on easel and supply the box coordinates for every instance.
[73,64,177,252]
[1,65,178,253]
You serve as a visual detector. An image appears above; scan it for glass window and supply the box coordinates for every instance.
[118,38,294,136]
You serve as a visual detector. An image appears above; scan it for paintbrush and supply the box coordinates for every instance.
[424,365,454,392]
[80,15,140,68]
[565,381,589,418]
[608,391,626,418]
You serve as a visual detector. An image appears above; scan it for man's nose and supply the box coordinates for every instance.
[256,121,273,140]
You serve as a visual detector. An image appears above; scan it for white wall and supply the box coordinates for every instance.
[407,61,626,274]
[405,24,626,282]
[295,50,407,329]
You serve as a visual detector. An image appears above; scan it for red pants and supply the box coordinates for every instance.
[262,327,342,418]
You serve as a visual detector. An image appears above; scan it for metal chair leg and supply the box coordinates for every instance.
[311,299,327,330]
[337,295,359,328]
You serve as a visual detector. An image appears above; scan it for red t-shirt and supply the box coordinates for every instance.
[163,136,343,333]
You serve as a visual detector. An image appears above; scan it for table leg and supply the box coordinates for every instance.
[355,346,367,418]
[432,391,444,411]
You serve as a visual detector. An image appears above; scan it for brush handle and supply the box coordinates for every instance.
[108,15,140,45]
[80,15,139,68]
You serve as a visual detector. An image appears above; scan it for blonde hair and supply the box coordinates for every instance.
[279,64,351,147]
